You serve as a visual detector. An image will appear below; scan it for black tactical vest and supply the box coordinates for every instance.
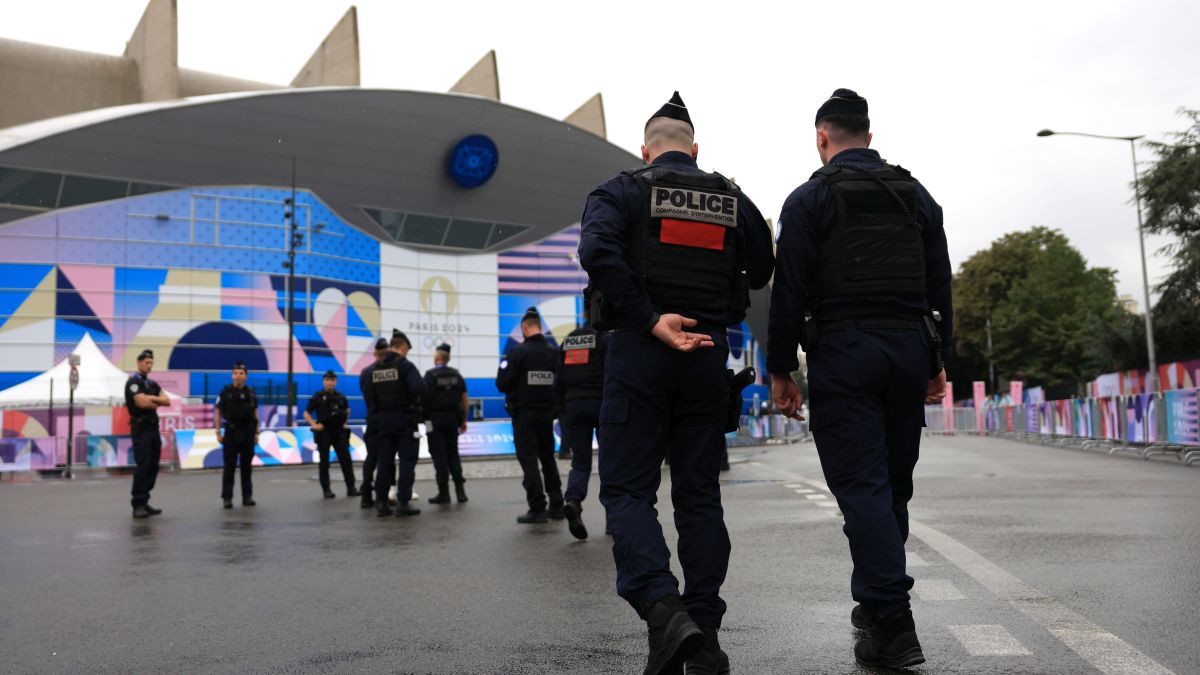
[371,354,410,410]
[515,339,558,409]
[627,167,749,322]
[316,390,346,426]
[125,373,160,425]
[811,163,926,301]
[561,326,603,401]
[220,384,256,425]
[428,366,465,413]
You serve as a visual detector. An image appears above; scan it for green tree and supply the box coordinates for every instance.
[1138,108,1200,363]
[953,227,1129,391]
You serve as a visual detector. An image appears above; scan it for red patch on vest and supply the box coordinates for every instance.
[660,219,725,251]
[564,349,590,365]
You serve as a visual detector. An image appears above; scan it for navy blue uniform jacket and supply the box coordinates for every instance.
[766,148,953,374]
[578,151,775,329]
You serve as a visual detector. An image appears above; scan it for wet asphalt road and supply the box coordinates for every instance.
[0,436,1197,674]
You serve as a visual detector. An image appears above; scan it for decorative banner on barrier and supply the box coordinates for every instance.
[1098,397,1121,440]
[1026,404,1038,434]
[942,381,954,431]
[173,420,526,470]
[1165,388,1199,445]
[1072,399,1091,437]
[1125,393,1158,443]
[1039,402,1052,435]
[1010,381,1023,405]
[973,381,986,432]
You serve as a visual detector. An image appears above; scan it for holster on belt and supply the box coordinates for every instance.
[725,367,756,433]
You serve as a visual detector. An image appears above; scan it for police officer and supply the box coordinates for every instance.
[578,92,774,674]
[305,370,360,499]
[422,343,469,504]
[496,307,563,524]
[127,349,170,518]
[358,337,389,508]
[559,295,607,540]
[364,330,427,517]
[767,89,952,670]
[215,360,259,508]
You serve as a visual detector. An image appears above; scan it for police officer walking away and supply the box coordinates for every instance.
[579,92,774,674]
[305,370,360,499]
[423,343,469,504]
[358,338,389,508]
[768,89,952,670]
[127,349,170,518]
[559,295,607,541]
[216,361,259,508]
[496,307,563,524]
[365,330,427,517]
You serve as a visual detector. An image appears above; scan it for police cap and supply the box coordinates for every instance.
[436,343,452,355]
[646,91,693,131]
[232,360,247,372]
[815,88,868,125]
[137,349,154,362]
[390,329,411,348]
[323,369,337,379]
[521,307,541,324]
[374,337,389,351]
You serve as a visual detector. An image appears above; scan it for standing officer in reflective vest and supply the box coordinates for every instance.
[364,330,427,517]
[215,360,259,508]
[423,343,469,505]
[559,295,607,541]
[358,337,389,509]
[768,89,952,670]
[127,349,170,519]
[305,370,360,499]
[579,92,774,675]
[496,307,563,524]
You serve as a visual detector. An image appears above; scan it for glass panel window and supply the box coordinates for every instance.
[444,219,493,249]
[488,223,528,247]
[0,168,61,207]
[129,182,173,196]
[401,214,449,246]
[59,175,129,207]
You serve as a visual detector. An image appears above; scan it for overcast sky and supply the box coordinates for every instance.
[3,0,1197,310]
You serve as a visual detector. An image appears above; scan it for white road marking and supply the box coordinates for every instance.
[816,501,839,509]
[949,624,1031,656]
[771,464,1175,674]
[804,494,826,500]
[910,521,1174,675]
[907,551,930,567]
[784,483,803,488]
[793,488,815,494]
[913,578,966,601]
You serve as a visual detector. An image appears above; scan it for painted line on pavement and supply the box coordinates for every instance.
[948,624,1031,656]
[907,551,930,567]
[913,578,966,601]
[804,494,826,500]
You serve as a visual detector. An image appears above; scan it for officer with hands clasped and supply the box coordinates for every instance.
[558,294,608,541]
[358,337,390,508]
[423,343,469,505]
[305,370,360,499]
[579,92,774,675]
[216,360,259,508]
[127,349,170,518]
[497,307,564,524]
[767,89,953,669]
[365,330,428,517]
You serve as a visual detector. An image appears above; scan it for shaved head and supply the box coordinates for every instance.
[642,117,697,163]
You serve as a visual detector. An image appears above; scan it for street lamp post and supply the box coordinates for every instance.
[1037,129,1158,393]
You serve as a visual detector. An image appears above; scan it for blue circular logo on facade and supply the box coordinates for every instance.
[446,134,499,188]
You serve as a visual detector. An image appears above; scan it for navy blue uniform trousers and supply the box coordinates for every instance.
[316,427,355,491]
[426,412,466,489]
[808,324,930,611]
[129,425,161,507]
[563,397,600,504]
[599,329,730,629]
[374,413,418,504]
[220,427,255,501]
[513,407,562,512]
[360,422,378,492]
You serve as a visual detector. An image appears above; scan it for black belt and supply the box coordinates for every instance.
[818,318,920,332]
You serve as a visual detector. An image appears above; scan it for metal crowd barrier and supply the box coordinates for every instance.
[923,390,1200,466]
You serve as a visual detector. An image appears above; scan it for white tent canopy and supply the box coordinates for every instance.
[0,333,177,409]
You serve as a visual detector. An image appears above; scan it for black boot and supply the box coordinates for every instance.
[323,489,336,499]
[455,482,468,503]
[850,604,876,630]
[563,500,587,540]
[684,629,729,675]
[376,503,393,517]
[854,608,925,669]
[395,502,421,517]
[242,498,256,507]
[517,510,548,524]
[644,596,705,675]
[222,499,233,509]
[346,486,361,497]
[144,504,163,516]
[547,503,565,520]
[132,505,151,519]
[360,490,375,509]
[428,488,451,504]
